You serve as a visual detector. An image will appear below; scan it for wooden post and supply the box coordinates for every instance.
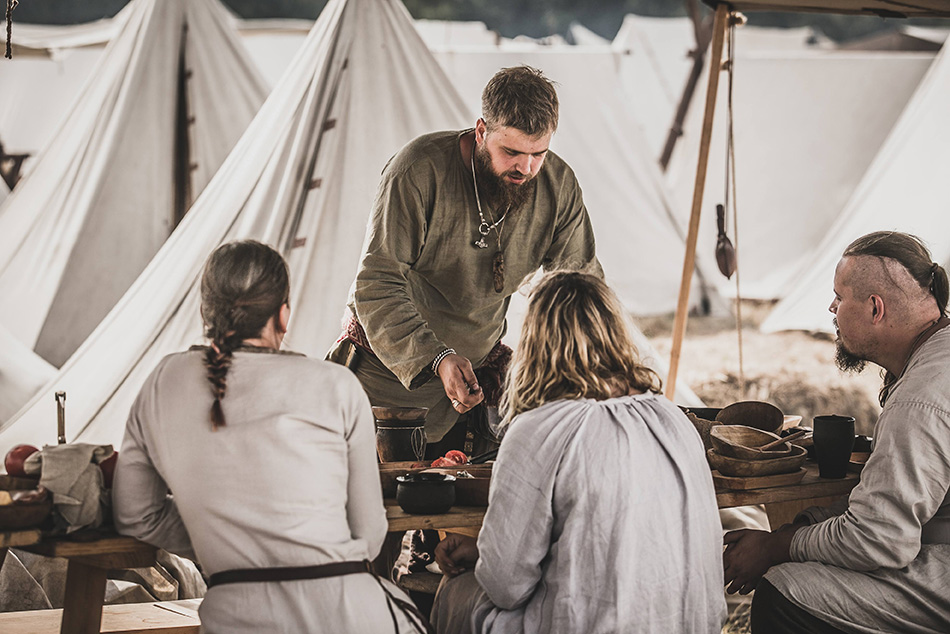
[666,3,730,402]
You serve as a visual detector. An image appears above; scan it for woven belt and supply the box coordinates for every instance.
[207,559,371,589]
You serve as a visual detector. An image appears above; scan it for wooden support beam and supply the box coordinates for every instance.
[666,3,730,402]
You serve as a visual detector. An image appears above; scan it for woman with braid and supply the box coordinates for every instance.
[113,241,426,633]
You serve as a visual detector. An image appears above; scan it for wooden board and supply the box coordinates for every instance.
[713,468,806,490]
[0,528,42,548]
[385,501,486,533]
[0,600,201,634]
[717,462,859,509]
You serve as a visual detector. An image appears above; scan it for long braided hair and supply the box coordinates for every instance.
[199,240,290,429]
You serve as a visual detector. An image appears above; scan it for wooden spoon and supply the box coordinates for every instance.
[758,429,807,451]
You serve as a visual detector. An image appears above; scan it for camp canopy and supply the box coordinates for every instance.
[0,0,268,367]
[0,324,54,424]
[762,41,950,334]
[702,0,950,17]
[665,48,934,300]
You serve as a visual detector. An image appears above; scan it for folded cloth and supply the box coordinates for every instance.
[23,443,114,533]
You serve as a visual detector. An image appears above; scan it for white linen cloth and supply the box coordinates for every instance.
[766,326,950,633]
[433,393,726,634]
[113,348,420,633]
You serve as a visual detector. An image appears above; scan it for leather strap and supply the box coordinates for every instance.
[207,559,371,589]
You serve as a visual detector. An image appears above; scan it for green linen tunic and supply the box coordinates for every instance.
[344,129,600,440]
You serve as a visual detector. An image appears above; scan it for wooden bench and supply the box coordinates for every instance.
[0,600,201,634]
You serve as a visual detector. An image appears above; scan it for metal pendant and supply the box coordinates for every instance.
[474,237,489,249]
[492,251,505,293]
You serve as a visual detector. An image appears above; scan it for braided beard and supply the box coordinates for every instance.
[474,142,537,214]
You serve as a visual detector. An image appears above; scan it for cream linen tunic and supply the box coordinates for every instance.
[113,349,420,634]
[434,394,727,634]
[344,129,601,440]
[766,326,950,633]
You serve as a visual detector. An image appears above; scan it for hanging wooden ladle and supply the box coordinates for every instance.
[715,203,737,279]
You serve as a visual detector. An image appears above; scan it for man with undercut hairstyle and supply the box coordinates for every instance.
[723,231,950,633]
[328,65,601,455]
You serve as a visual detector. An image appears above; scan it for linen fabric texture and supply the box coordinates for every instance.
[345,129,601,440]
[112,349,419,633]
[431,393,727,633]
[766,326,950,633]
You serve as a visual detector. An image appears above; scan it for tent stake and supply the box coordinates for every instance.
[665,3,729,402]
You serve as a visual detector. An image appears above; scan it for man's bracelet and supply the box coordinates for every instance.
[431,348,456,373]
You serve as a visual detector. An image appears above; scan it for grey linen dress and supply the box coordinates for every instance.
[432,393,727,634]
[765,326,950,633]
[113,349,420,634]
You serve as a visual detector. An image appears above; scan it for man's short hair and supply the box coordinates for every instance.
[481,65,559,137]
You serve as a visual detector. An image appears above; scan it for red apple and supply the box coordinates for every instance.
[99,451,119,489]
[4,444,39,477]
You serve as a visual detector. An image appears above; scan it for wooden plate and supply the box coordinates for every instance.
[712,468,806,491]
[707,446,806,477]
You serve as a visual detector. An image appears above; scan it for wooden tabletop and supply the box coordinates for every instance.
[385,461,860,532]
[386,501,487,532]
[715,462,859,509]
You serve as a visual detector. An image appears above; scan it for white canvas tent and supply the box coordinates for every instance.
[665,49,935,300]
[0,324,54,424]
[0,0,269,367]
[0,0,704,451]
[612,15,831,157]
[762,40,950,334]
[433,46,723,318]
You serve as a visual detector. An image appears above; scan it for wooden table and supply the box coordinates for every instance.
[717,462,860,527]
[380,461,862,567]
[0,531,157,634]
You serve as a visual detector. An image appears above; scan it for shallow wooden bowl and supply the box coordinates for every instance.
[707,445,807,477]
[0,475,53,531]
[716,401,785,434]
[710,425,792,461]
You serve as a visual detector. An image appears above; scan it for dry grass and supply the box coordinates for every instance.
[640,300,883,436]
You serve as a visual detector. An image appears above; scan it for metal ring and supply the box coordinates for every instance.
[452,399,461,408]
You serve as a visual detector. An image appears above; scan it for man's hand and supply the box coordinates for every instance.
[723,525,800,594]
[437,354,484,413]
[434,533,479,577]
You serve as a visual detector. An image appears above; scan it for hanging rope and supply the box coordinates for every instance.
[5,0,17,59]
[724,13,746,398]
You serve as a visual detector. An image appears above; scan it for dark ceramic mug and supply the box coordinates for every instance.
[813,415,856,479]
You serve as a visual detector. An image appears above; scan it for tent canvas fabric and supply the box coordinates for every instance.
[762,41,950,334]
[0,0,269,367]
[611,15,830,157]
[0,324,55,424]
[432,47,724,318]
[0,0,471,449]
[0,0,702,451]
[665,49,934,301]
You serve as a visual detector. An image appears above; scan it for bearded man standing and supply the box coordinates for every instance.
[723,231,950,633]
[329,66,600,454]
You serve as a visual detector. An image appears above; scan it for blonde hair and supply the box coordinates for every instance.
[501,271,661,423]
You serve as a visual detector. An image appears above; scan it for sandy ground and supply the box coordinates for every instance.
[640,301,884,436]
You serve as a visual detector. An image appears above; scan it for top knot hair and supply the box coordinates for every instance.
[199,240,290,429]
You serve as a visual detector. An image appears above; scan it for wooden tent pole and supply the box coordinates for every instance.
[665,3,730,402]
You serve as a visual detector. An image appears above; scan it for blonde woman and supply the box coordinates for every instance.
[431,271,725,633]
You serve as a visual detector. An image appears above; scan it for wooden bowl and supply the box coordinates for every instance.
[710,425,792,461]
[707,445,807,477]
[0,475,53,531]
[685,412,721,451]
[716,401,784,433]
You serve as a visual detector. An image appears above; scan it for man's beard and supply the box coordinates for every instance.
[474,143,538,213]
[833,318,867,374]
